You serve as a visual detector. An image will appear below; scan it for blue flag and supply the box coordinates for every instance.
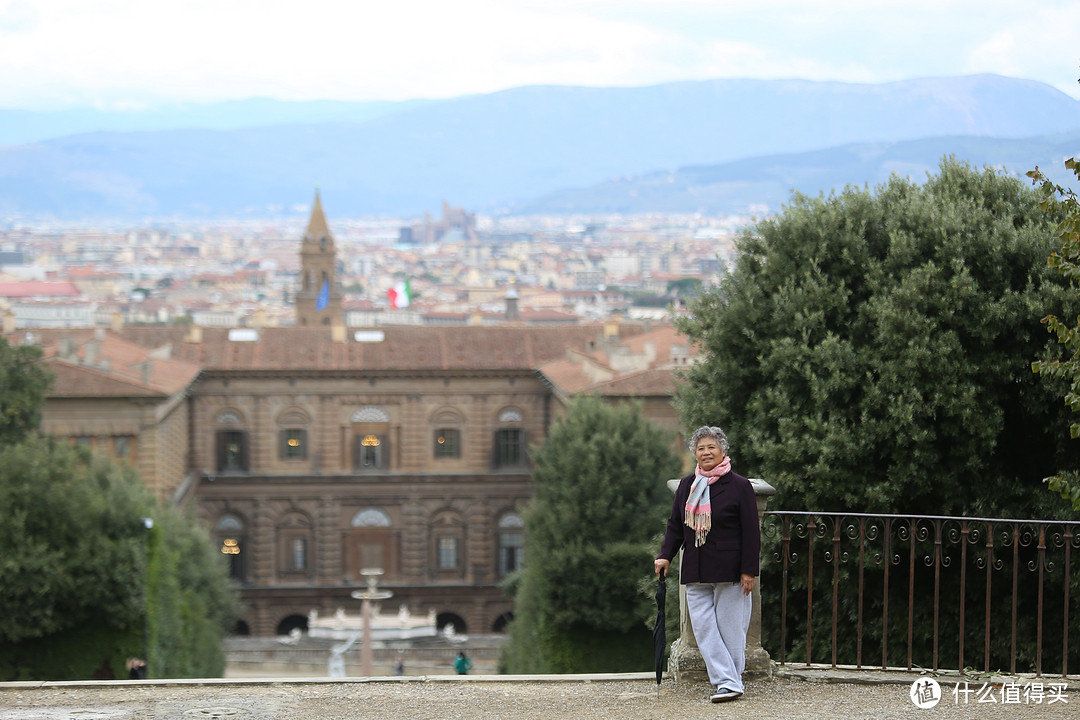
[316,279,329,311]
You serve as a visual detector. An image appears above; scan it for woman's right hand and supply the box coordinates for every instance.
[654,558,670,577]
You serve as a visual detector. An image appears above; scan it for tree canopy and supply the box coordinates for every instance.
[0,438,238,680]
[1030,156,1080,511]
[0,337,52,444]
[0,438,147,646]
[675,157,1080,517]
[503,395,682,673]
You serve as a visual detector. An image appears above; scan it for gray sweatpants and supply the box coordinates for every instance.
[685,581,753,692]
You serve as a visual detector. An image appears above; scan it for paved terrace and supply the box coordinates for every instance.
[1,668,1075,719]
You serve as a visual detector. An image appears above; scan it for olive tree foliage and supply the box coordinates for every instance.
[1029,156,1080,510]
[503,395,682,673]
[675,158,1080,517]
[0,337,52,444]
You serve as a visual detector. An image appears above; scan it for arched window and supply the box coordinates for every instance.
[351,508,392,527]
[277,511,313,576]
[277,409,310,461]
[498,409,523,423]
[497,513,525,577]
[347,508,395,579]
[351,406,390,423]
[431,509,464,574]
[352,406,389,470]
[493,408,526,469]
[215,410,249,472]
[432,408,463,460]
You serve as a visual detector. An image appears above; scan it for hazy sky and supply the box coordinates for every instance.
[1,0,1078,109]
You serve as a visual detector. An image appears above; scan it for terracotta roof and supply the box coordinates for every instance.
[536,358,596,395]
[113,324,652,373]
[618,324,692,365]
[0,281,81,298]
[27,330,203,397]
[590,368,678,396]
[535,324,694,397]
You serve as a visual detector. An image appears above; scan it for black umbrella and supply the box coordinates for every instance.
[653,568,667,694]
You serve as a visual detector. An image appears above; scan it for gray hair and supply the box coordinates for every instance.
[688,426,729,454]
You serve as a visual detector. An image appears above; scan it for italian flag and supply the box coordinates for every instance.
[387,280,411,309]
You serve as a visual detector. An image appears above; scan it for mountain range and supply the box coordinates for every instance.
[1,74,1078,221]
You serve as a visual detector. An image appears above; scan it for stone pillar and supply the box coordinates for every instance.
[666,477,777,683]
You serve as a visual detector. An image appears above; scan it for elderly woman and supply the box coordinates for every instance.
[654,426,760,703]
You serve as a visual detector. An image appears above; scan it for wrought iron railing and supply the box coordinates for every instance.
[761,512,1080,678]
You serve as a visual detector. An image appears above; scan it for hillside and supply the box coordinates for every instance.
[0,74,1077,220]
[519,133,1080,216]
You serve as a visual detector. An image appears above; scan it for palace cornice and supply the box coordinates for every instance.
[199,472,532,486]
[197,368,542,381]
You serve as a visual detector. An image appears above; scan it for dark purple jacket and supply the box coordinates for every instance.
[658,470,761,584]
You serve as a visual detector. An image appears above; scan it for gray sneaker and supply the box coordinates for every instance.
[710,687,742,702]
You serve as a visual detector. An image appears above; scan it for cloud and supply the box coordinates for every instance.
[0,0,1076,108]
[0,1,37,35]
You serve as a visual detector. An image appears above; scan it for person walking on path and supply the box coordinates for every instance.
[454,651,473,675]
[654,425,760,704]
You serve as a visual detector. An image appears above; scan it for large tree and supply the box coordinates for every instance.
[0,437,238,680]
[503,395,682,673]
[676,157,1080,517]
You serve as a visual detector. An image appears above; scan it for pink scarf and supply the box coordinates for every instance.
[684,456,731,547]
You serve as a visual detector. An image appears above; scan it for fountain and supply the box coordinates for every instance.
[307,569,437,676]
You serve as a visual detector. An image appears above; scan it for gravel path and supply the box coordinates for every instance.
[0,673,1074,720]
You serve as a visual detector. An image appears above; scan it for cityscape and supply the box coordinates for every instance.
[0,198,743,331]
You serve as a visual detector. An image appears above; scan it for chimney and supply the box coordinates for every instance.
[140,360,152,385]
[253,307,267,329]
[59,336,77,360]
[110,310,123,333]
[2,310,15,335]
[84,340,99,367]
[331,323,346,343]
[186,324,203,344]
[505,284,520,322]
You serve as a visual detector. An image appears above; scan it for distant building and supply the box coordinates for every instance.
[0,281,90,328]
[33,328,202,501]
[399,202,478,245]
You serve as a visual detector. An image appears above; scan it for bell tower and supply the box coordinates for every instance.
[296,191,343,327]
